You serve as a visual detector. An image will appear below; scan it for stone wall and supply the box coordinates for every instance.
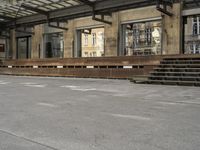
[10,3,182,59]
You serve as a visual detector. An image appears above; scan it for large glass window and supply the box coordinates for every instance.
[80,28,104,57]
[17,36,31,59]
[44,32,64,58]
[184,16,200,54]
[121,20,162,56]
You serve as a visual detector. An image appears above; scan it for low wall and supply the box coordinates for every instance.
[0,55,164,79]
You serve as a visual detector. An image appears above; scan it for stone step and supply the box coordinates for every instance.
[158,64,200,68]
[160,60,200,64]
[146,80,200,86]
[149,75,200,81]
[163,57,200,61]
[130,77,200,86]
[154,68,200,72]
[131,56,200,86]
[150,71,200,77]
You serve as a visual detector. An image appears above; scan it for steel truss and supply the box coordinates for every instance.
[0,0,182,29]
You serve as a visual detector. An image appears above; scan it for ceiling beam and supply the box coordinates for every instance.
[5,0,179,27]
[77,0,94,7]
[0,15,14,21]
[21,4,49,16]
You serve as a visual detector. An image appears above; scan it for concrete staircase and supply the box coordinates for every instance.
[131,56,200,86]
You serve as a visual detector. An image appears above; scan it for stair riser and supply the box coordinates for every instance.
[151,73,200,77]
[149,77,200,81]
[155,69,200,72]
[164,58,200,61]
[161,61,200,64]
[147,81,200,86]
[158,65,200,68]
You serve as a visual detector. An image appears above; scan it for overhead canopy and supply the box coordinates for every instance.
[0,0,160,27]
[183,0,200,9]
[0,0,196,28]
[0,0,98,21]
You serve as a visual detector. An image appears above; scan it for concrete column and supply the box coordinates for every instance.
[31,25,43,59]
[10,29,16,59]
[104,12,119,56]
[162,3,181,55]
[64,20,74,58]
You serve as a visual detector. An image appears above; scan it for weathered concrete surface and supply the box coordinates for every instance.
[0,75,200,150]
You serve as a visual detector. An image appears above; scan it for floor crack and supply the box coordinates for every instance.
[0,129,60,150]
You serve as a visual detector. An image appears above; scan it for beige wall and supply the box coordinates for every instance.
[10,29,16,59]
[162,3,181,54]
[31,25,43,59]
[104,12,119,56]
[64,20,74,58]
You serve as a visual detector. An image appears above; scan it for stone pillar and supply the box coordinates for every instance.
[162,3,181,55]
[64,20,74,58]
[10,29,16,59]
[104,12,119,56]
[31,25,43,59]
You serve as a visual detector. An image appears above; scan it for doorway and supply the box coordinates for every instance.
[43,32,64,58]
[75,27,105,57]
[17,36,31,59]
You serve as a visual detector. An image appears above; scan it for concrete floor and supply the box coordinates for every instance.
[0,75,200,150]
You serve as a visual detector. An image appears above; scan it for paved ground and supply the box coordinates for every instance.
[0,75,200,150]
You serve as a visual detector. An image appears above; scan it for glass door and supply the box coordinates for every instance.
[17,36,31,59]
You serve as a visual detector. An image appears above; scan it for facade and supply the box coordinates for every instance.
[3,3,182,59]
[0,1,199,60]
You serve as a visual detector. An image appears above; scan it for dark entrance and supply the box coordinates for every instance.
[17,36,31,59]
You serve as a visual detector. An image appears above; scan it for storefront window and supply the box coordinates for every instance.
[81,28,104,57]
[17,37,31,59]
[122,20,162,56]
[44,32,64,58]
[184,16,200,54]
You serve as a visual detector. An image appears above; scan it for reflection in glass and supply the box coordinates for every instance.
[44,32,64,58]
[81,28,104,57]
[124,21,162,56]
[184,16,200,54]
[17,37,31,59]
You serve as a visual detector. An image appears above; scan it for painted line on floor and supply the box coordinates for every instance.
[20,82,47,88]
[60,85,96,92]
[60,85,79,88]
[157,101,200,106]
[71,88,97,91]
[0,81,10,85]
[177,101,200,106]
[157,101,179,105]
[37,102,58,108]
[108,113,151,121]
[20,82,38,85]
[24,84,46,88]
